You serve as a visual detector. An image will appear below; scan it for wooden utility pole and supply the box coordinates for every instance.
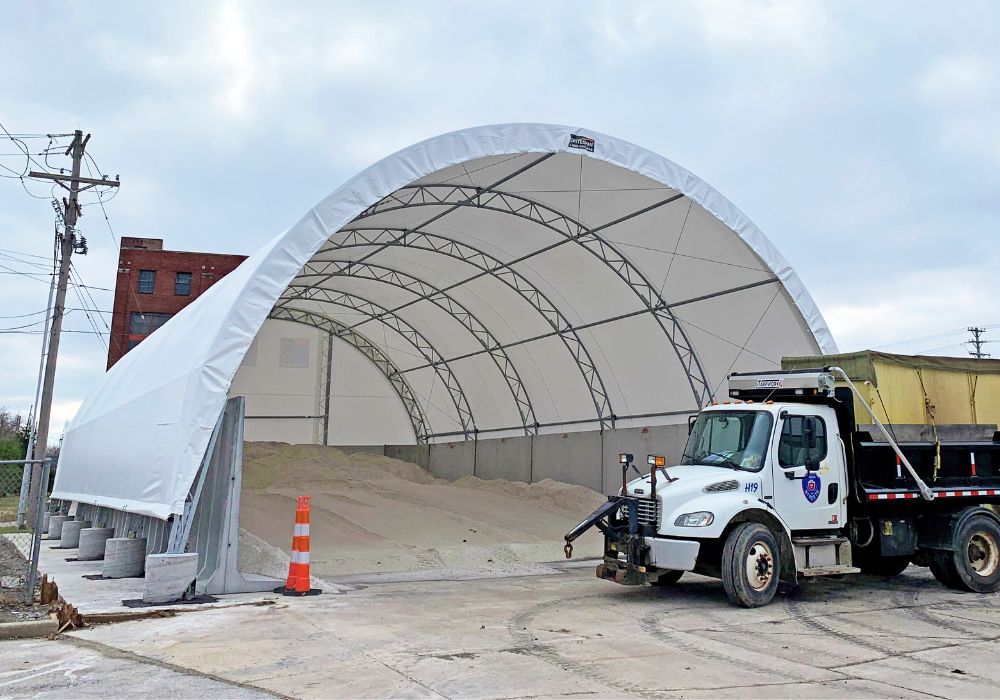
[24,131,119,521]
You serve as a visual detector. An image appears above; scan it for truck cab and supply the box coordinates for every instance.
[565,368,1000,607]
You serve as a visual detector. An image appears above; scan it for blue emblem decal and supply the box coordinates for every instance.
[802,473,821,503]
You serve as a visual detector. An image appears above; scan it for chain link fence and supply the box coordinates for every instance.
[0,460,51,603]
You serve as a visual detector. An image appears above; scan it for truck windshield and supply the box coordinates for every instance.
[682,410,774,472]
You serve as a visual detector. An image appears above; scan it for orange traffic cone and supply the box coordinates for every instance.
[276,495,320,596]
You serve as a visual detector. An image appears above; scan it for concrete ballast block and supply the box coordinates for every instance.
[41,511,50,534]
[78,527,115,560]
[144,553,199,604]
[46,515,69,540]
[102,537,147,578]
[59,520,92,549]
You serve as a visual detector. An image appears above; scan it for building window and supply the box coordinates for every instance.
[129,311,174,335]
[137,269,156,294]
[279,338,310,368]
[175,271,192,296]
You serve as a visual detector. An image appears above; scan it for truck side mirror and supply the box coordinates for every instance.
[688,415,697,435]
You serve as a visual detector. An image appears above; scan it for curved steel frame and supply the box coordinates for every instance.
[268,307,431,443]
[288,261,539,435]
[274,290,476,439]
[311,228,614,428]
[345,184,712,407]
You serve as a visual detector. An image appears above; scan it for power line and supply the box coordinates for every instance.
[0,328,108,336]
[0,247,54,261]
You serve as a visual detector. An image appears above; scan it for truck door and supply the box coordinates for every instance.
[770,408,846,531]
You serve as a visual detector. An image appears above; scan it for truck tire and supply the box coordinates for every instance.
[935,514,1000,593]
[928,555,961,589]
[650,570,683,586]
[721,522,780,608]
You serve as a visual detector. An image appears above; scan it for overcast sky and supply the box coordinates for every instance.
[2,0,999,433]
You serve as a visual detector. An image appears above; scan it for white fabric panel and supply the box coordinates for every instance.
[586,314,697,417]
[325,336,419,445]
[54,123,836,519]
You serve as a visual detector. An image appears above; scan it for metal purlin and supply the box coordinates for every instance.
[268,306,432,443]
[311,228,614,429]
[288,261,538,435]
[348,184,713,408]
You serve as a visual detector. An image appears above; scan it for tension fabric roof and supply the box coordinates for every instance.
[53,123,837,519]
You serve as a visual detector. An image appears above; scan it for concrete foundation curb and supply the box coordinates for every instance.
[0,619,58,640]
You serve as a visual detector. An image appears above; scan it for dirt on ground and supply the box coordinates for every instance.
[238,442,605,580]
[0,536,51,623]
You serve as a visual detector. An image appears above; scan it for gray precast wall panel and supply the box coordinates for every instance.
[386,444,431,471]
[532,431,604,493]
[601,424,690,494]
[428,441,476,481]
[474,435,533,483]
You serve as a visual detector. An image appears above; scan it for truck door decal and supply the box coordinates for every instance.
[802,473,822,503]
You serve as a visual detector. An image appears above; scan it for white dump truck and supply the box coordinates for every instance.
[564,368,1000,607]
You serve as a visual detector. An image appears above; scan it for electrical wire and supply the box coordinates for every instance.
[0,309,48,319]
[68,268,108,353]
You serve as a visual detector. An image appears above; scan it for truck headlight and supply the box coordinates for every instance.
[674,511,714,527]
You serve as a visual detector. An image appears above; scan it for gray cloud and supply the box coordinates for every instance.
[2,0,998,431]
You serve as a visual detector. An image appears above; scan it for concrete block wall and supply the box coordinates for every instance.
[532,431,603,492]
[428,440,477,481]
[385,444,430,470]
[474,436,532,483]
[378,422,690,495]
[601,424,689,494]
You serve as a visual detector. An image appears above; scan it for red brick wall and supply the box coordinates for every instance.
[107,239,248,369]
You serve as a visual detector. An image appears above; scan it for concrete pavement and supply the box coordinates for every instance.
[5,562,997,698]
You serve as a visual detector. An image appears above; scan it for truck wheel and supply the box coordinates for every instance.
[940,514,1000,593]
[928,555,961,589]
[650,570,683,586]
[722,522,780,608]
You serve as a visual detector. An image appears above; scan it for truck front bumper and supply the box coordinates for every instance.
[598,536,701,586]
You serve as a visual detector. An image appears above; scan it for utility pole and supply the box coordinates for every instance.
[968,327,991,359]
[22,131,119,522]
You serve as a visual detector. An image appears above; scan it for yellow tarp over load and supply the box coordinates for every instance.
[782,350,1000,428]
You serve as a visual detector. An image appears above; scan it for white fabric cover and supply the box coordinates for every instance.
[53,123,836,519]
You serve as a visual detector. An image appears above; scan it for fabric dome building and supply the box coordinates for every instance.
[53,123,836,519]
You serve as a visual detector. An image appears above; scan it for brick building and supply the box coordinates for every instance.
[107,237,247,369]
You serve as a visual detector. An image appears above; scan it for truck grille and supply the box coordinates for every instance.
[623,499,660,528]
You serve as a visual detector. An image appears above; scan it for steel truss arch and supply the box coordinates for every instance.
[273,290,476,439]
[268,306,431,443]
[314,228,614,427]
[290,261,540,435]
[341,184,712,407]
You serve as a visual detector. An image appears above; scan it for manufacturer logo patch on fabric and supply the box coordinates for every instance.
[568,134,595,152]
[802,473,821,503]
